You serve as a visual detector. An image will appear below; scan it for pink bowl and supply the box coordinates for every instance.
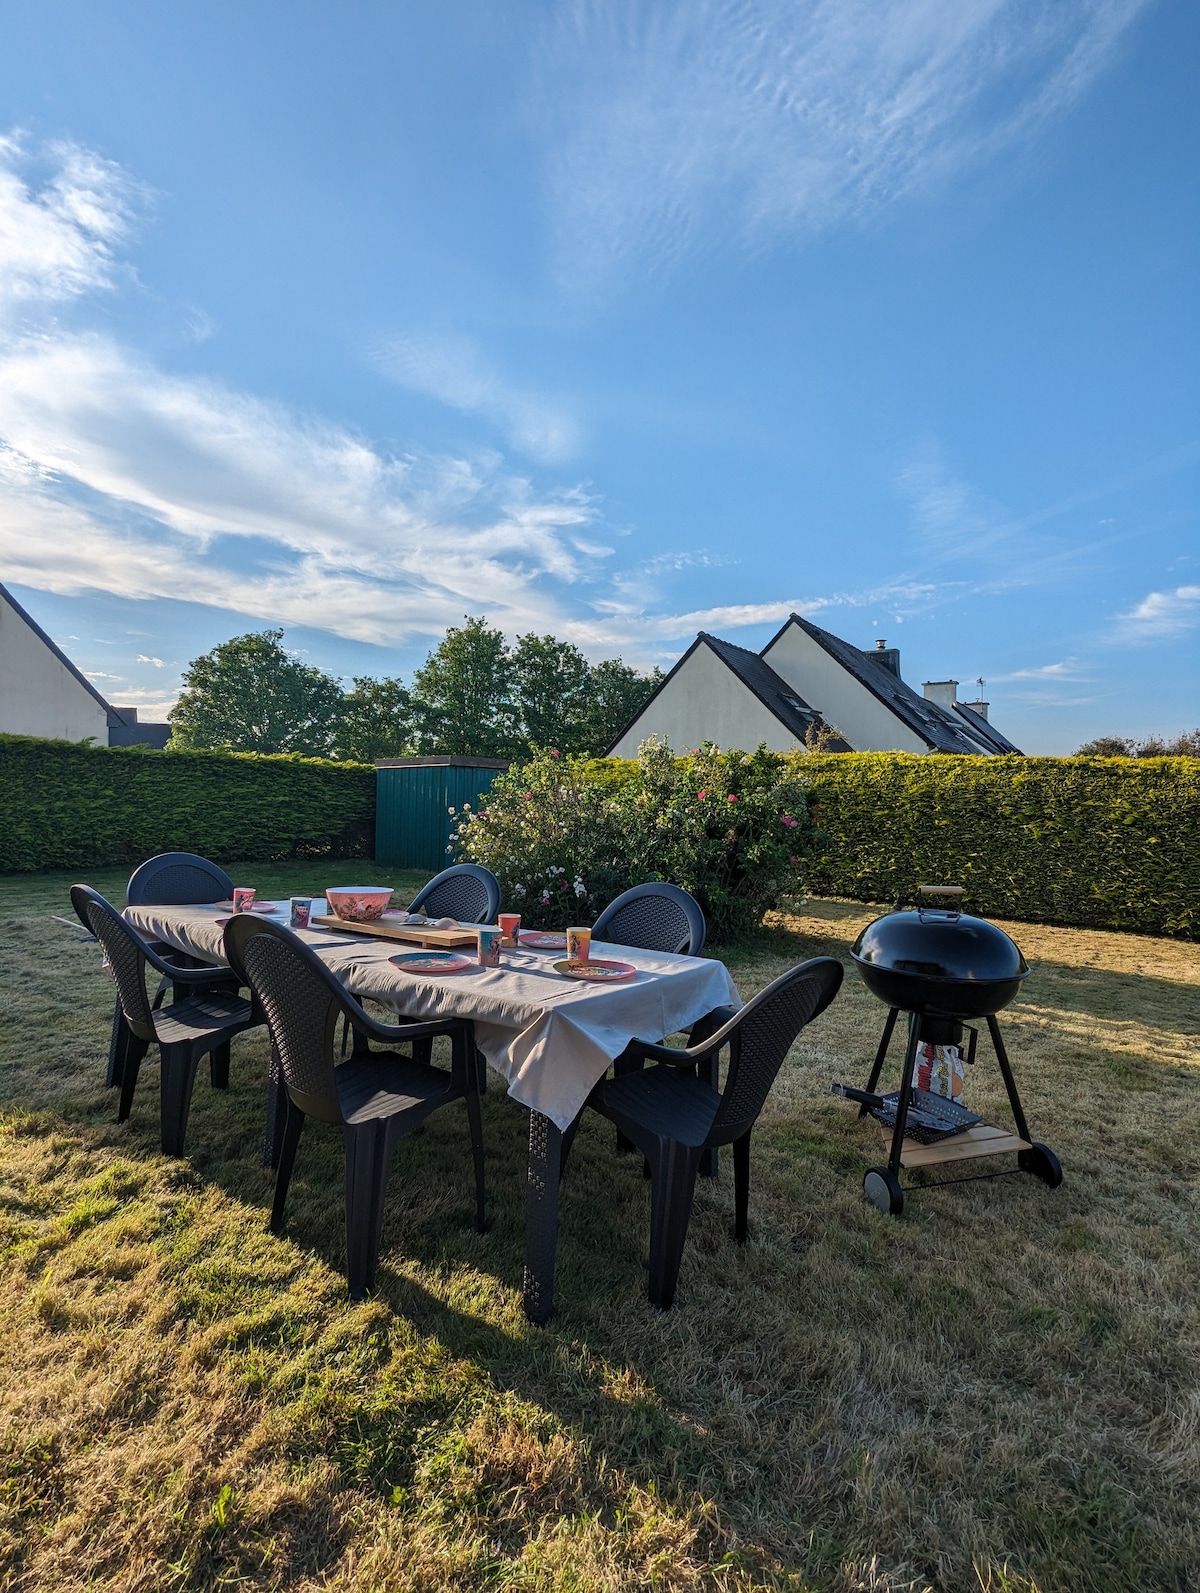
[324,886,394,923]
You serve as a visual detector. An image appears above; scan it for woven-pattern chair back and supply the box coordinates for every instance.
[412,866,499,925]
[597,894,691,954]
[239,929,344,1125]
[710,960,842,1141]
[72,886,156,1041]
[127,852,234,906]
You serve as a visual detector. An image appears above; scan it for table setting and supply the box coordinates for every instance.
[121,880,741,1321]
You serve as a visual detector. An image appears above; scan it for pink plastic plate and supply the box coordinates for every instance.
[552,958,637,982]
[520,931,568,950]
[388,951,476,975]
[247,901,279,913]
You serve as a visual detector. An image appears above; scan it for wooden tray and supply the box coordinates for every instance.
[883,1120,1030,1169]
[311,915,482,949]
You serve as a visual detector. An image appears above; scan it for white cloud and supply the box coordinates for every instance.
[0,134,140,316]
[991,660,1088,681]
[1118,586,1200,641]
[0,136,619,652]
[373,332,580,462]
[136,653,166,667]
[539,0,1148,289]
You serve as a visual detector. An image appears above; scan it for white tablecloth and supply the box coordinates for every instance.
[122,904,741,1130]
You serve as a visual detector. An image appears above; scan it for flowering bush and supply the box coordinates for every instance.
[452,737,819,941]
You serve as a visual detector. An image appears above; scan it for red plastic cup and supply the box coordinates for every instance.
[498,912,521,945]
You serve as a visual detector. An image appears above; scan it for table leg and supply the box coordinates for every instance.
[523,1110,562,1325]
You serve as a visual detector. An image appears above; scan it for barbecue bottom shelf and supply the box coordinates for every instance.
[881,1120,1032,1169]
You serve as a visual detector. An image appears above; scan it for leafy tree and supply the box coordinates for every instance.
[411,616,516,757]
[581,657,664,755]
[510,633,592,753]
[334,676,414,762]
[168,630,344,755]
[1075,731,1200,756]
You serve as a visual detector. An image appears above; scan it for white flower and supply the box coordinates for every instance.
[574,880,586,897]
[447,806,456,815]
[514,883,526,896]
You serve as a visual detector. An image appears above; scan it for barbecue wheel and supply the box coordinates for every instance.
[863,1166,904,1216]
[1018,1142,1062,1187]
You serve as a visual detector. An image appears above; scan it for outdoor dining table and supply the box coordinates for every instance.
[122,901,741,1322]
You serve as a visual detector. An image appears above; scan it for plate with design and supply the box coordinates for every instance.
[520,931,568,950]
[553,958,637,982]
[389,951,477,975]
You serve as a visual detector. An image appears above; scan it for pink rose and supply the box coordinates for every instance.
[727,794,737,803]
[697,790,707,800]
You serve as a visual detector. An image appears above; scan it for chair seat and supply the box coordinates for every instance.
[598,1065,721,1148]
[153,991,254,1046]
[336,1052,459,1123]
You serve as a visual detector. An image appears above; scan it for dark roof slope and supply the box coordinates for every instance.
[953,702,1022,755]
[778,615,1021,755]
[699,633,833,744]
[0,582,119,726]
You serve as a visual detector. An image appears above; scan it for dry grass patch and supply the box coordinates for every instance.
[0,869,1197,1591]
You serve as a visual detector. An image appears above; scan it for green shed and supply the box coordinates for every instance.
[374,757,510,871]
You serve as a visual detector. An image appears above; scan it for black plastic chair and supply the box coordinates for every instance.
[71,885,259,1156]
[127,851,235,907]
[225,915,486,1300]
[585,957,843,1308]
[106,851,238,1090]
[592,882,706,957]
[408,864,501,926]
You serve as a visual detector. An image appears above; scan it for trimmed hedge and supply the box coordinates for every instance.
[804,753,1200,939]
[0,735,376,872]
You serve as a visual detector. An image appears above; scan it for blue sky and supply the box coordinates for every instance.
[0,0,1195,753]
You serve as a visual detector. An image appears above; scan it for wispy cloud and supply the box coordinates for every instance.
[0,133,141,315]
[1118,586,1200,640]
[991,660,1088,682]
[539,0,1148,290]
[0,137,617,652]
[372,332,580,462]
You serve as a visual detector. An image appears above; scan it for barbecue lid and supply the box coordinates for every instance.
[851,889,1029,984]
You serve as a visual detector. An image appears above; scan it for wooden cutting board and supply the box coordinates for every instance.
[310,914,483,949]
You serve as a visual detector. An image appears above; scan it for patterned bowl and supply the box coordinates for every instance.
[324,886,394,923]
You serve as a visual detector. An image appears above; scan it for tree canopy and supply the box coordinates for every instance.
[168,618,662,762]
[168,631,344,756]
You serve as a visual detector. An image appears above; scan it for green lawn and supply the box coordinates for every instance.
[1,864,1197,1591]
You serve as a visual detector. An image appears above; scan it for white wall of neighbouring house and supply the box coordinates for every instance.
[608,642,802,757]
[762,622,929,754]
[0,597,111,743]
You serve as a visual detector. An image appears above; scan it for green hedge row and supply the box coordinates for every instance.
[803,753,1200,938]
[0,735,376,872]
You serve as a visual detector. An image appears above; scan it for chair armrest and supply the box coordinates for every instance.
[621,1002,743,1070]
[351,1007,473,1047]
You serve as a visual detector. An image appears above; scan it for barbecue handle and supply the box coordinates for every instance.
[830,1081,890,1109]
[918,884,964,897]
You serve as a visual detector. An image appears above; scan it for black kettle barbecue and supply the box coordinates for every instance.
[837,885,1061,1215]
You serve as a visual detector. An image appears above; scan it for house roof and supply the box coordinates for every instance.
[698,633,833,744]
[0,581,120,727]
[953,701,1022,756]
[604,630,850,755]
[774,614,1022,756]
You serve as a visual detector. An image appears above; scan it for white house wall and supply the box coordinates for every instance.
[608,644,803,757]
[762,623,929,754]
[0,600,111,743]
